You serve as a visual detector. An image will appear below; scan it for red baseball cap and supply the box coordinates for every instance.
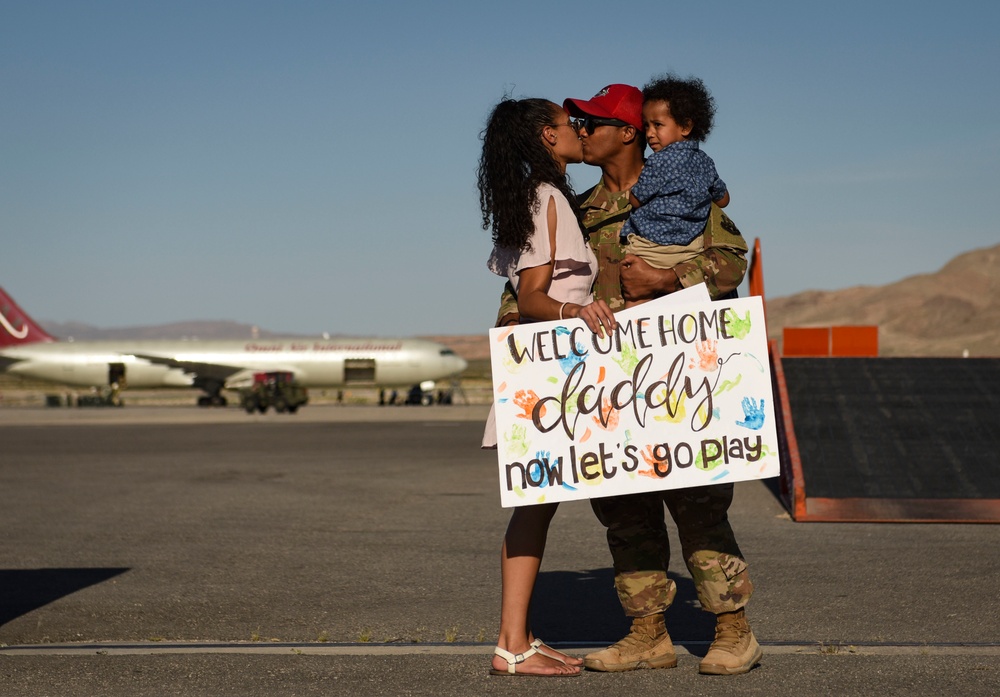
[563,84,643,130]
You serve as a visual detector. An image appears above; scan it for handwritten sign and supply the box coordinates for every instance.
[488,285,779,507]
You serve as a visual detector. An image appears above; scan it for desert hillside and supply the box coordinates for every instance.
[430,243,1000,361]
[765,243,1000,357]
[35,244,999,361]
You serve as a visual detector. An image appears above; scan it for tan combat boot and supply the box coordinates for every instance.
[699,608,762,675]
[584,614,678,672]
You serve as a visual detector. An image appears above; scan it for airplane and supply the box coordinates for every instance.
[0,285,468,409]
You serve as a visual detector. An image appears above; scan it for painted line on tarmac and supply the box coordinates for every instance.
[0,404,491,427]
[2,642,998,657]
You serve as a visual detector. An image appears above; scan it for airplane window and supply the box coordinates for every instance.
[439,349,456,356]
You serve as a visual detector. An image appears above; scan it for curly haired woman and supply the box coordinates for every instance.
[478,97,616,677]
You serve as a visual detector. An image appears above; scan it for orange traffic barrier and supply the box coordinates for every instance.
[831,326,879,357]
[748,238,765,318]
[782,327,831,357]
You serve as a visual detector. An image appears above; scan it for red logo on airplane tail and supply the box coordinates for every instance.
[0,286,56,347]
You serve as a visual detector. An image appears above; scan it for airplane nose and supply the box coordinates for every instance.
[453,355,468,374]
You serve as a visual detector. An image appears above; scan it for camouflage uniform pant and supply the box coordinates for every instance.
[590,483,752,617]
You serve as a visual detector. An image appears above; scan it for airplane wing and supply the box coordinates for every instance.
[131,354,245,386]
[131,354,303,389]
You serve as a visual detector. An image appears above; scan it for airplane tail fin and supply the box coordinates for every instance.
[0,286,56,346]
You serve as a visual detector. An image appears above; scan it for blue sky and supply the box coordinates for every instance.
[2,1,997,336]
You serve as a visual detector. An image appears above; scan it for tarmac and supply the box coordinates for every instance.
[1,404,997,696]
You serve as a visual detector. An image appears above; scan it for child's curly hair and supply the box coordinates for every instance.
[643,73,716,142]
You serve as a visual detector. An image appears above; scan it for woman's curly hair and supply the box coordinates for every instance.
[643,74,716,142]
[477,98,579,252]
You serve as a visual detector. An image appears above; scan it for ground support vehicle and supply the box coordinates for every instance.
[239,372,308,414]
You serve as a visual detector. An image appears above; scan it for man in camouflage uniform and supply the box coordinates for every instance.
[496,84,760,675]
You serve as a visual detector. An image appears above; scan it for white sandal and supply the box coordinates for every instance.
[489,645,579,677]
[531,639,581,666]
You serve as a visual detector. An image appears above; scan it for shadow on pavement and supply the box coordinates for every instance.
[0,568,130,627]
[761,475,787,510]
[530,568,716,654]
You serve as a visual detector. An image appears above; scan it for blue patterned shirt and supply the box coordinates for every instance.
[622,140,728,246]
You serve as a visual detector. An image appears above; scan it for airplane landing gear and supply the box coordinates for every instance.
[197,394,228,407]
[196,379,228,407]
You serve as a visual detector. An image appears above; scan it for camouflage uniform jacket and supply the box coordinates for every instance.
[495,177,749,323]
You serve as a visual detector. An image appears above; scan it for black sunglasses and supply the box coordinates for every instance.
[574,116,630,133]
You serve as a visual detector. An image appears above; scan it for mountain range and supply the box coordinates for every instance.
[764,243,1000,357]
[39,243,1000,360]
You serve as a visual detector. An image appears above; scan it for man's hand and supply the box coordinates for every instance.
[620,253,681,302]
[497,312,520,328]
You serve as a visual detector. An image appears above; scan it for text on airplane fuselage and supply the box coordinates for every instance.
[243,342,404,353]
